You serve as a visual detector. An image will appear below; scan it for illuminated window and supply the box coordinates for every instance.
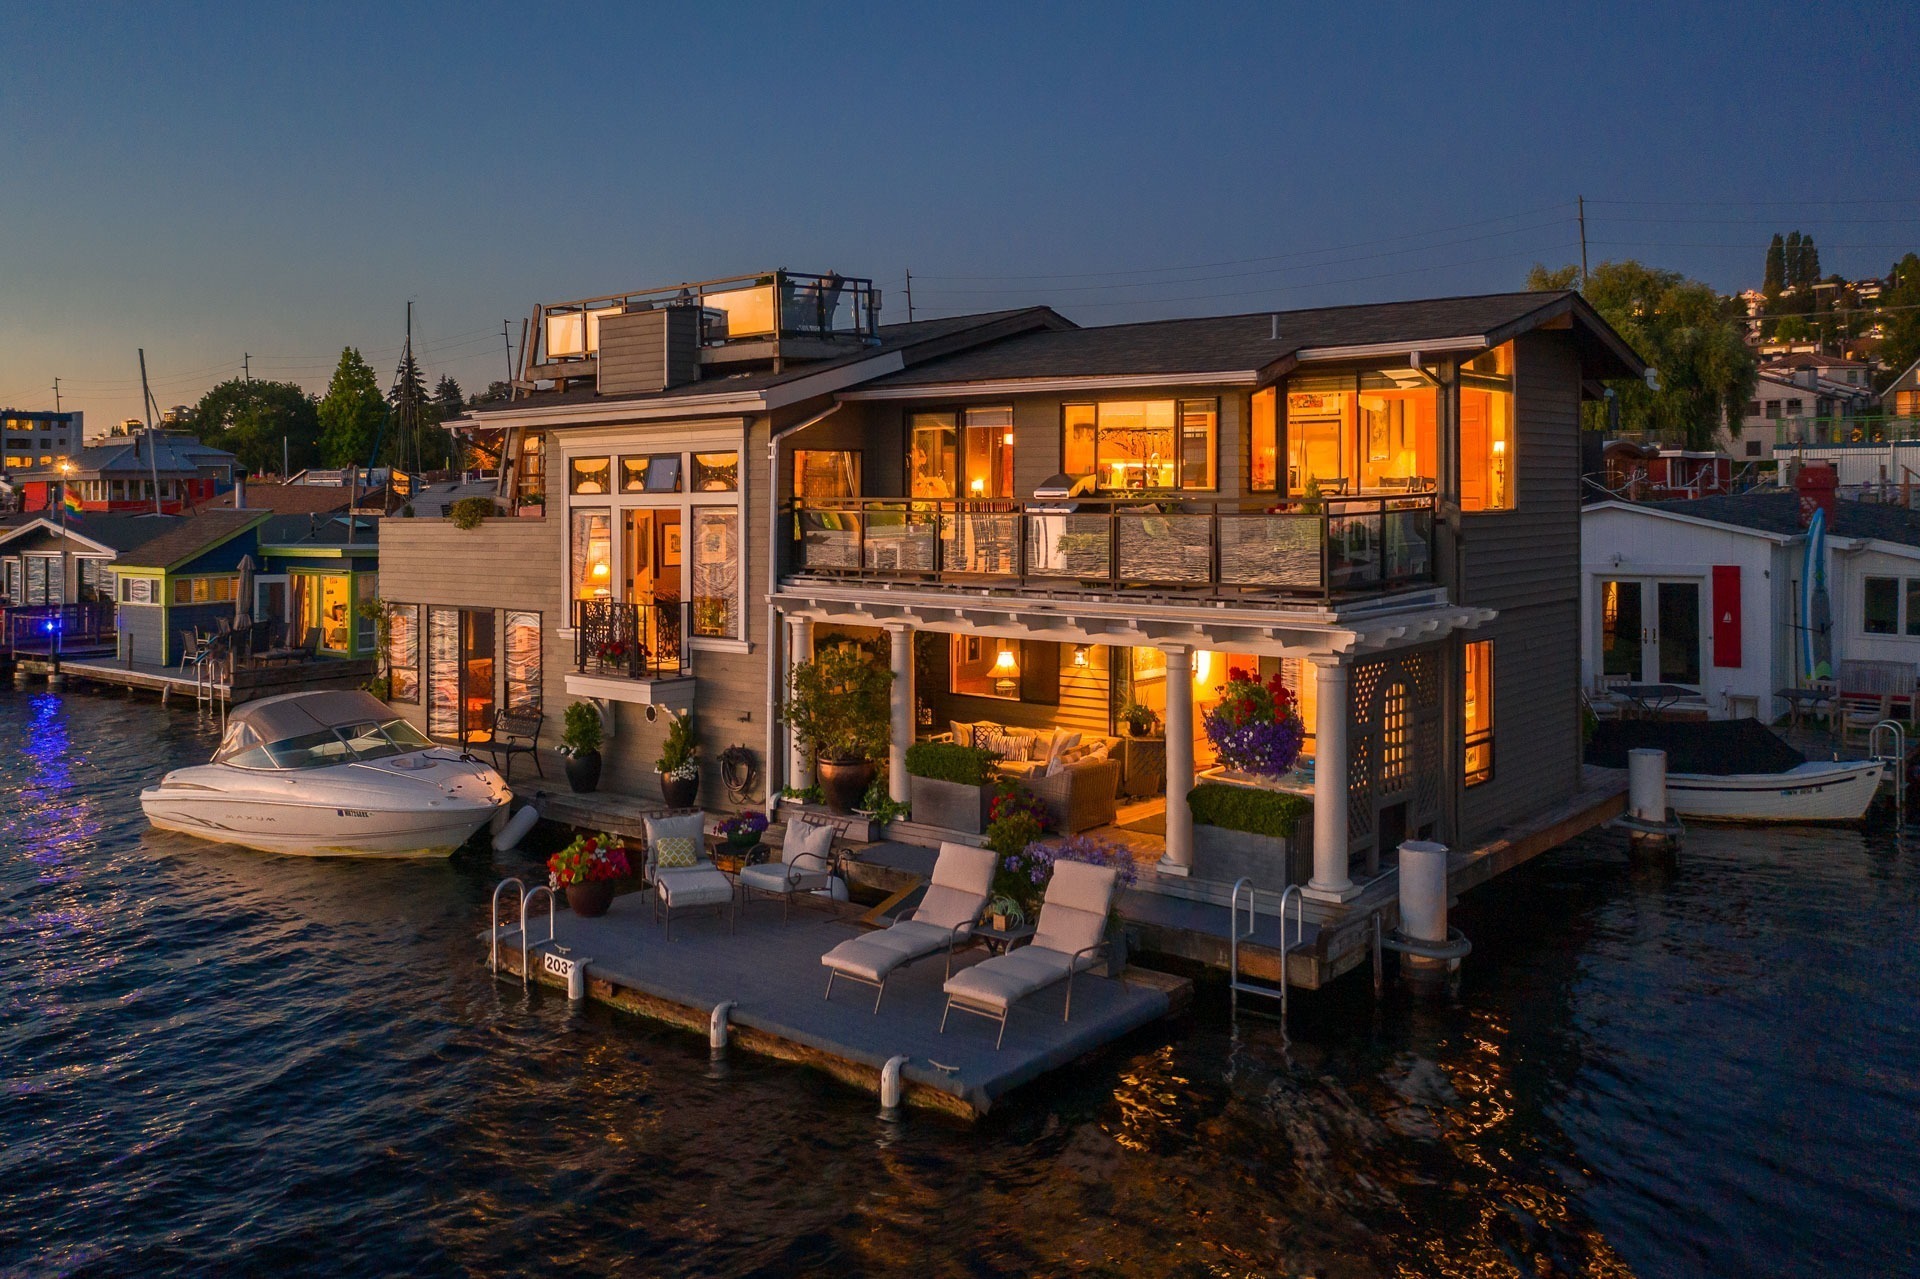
[950,635,1023,700]
[387,604,421,703]
[516,433,545,503]
[908,412,957,498]
[1459,343,1514,511]
[792,450,860,500]
[1357,369,1438,493]
[1464,640,1494,787]
[691,508,739,637]
[570,509,612,599]
[692,452,738,492]
[569,456,612,495]
[1063,399,1216,492]
[909,408,1013,499]
[1286,377,1352,496]
[961,407,1014,499]
[1250,387,1279,492]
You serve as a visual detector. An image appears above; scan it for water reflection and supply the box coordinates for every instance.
[2,690,1917,1276]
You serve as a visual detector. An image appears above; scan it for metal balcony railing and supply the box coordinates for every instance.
[791,494,1436,601]
[2,602,116,655]
[572,598,691,679]
[1772,415,1920,446]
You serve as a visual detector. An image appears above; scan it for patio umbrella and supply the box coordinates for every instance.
[1800,507,1831,681]
[235,554,255,626]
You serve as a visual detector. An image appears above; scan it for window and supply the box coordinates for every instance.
[1459,343,1514,511]
[173,576,237,604]
[909,411,958,497]
[908,407,1013,499]
[387,604,421,703]
[504,610,541,711]
[1464,640,1494,787]
[961,407,1014,499]
[950,634,1024,700]
[77,558,111,603]
[620,454,682,493]
[691,452,738,492]
[1864,576,1898,634]
[516,433,545,503]
[792,450,861,501]
[1764,401,1782,419]
[1250,387,1280,491]
[1286,377,1352,495]
[1906,582,1920,638]
[354,576,377,653]
[427,607,495,742]
[1746,441,1762,457]
[1358,369,1439,493]
[570,509,612,599]
[569,456,612,495]
[1786,399,1804,416]
[1745,400,1761,417]
[691,508,739,638]
[1062,399,1216,492]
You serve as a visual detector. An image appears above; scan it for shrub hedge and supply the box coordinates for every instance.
[1186,782,1311,838]
[448,496,496,529]
[904,741,999,787]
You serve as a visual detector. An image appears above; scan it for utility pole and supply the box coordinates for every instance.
[138,349,162,516]
[51,377,60,412]
[1578,195,1589,287]
[243,352,250,382]
[904,269,915,323]
[502,319,514,387]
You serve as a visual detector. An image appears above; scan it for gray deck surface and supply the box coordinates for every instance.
[493,890,1171,1113]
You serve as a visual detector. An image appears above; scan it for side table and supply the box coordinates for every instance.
[970,922,1036,957]
[1119,735,1166,799]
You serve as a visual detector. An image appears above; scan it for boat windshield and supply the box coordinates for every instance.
[220,718,441,771]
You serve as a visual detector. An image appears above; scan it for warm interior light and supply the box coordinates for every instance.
[1493,439,1507,455]
[991,647,1020,676]
[1195,650,1214,686]
[591,561,609,578]
[969,477,985,495]
[1002,432,1014,445]
[1071,645,1089,667]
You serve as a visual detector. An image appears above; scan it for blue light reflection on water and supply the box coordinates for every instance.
[1,689,1917,1278]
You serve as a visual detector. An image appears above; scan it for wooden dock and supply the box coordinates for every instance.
[488,890,1190,1119]
[17,654,378,705]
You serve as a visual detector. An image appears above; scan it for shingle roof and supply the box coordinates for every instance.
[18,432,235,480]
[215,482,366,515]
[1635,491,1920,549]
[111,510,269,571]
[0,513,180,554]
[862,290,1640,387]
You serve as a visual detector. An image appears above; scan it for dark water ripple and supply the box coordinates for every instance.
[2,690,1916,1277]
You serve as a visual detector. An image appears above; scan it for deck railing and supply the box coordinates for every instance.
[572,598,691,679]
[792,494,1436,600]
[2,602,116,655]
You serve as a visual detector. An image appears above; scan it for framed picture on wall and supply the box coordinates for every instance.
[965,636,981,662]
[663,525,682,566]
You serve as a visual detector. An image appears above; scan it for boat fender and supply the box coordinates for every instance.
[710,1001,737,1052]
[493,805,539,853]
[568,960,589,1002]
[880,1054,910,1113]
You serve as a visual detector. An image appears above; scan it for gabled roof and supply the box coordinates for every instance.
[18,432,235,481]
[257,512,380,549]
[214,482,372,516]
[111,510,270,573]
[849,289,1643,393]
[0,514,180,556]
[1591,491,1920,551]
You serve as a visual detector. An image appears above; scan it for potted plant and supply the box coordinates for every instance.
[904,740,999,834]
[656,711,700,807]
[782,643,893,812]
[1119,700,1159,738]
[547,831,631,918]
[985,894,1026,933]
[991,832,1138,968]
[561,701,604,793]
[1201,667,1306,781]
[717,810,768,854]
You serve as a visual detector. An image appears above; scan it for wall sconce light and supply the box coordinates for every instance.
[1070,644,1089,667]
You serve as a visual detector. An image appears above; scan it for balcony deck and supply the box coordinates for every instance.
[791,493,1437,604]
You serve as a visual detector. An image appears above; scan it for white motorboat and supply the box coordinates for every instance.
[1664,758,1886,822]
[141,690,511,857]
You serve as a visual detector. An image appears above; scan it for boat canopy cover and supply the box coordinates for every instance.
[1585,717,1806,776]
[227,690,398,744]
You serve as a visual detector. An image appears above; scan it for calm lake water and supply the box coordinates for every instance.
[4,689,1916,1278]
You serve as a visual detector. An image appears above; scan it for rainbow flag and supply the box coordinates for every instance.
[61,483,83,519]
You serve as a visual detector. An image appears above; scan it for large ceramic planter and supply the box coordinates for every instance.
[907,774,990,834]
[816,758,874,813]
[565,880,615,918]
[565,749,602,794]
[660,772,698,808]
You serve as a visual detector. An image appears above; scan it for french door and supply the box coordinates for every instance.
[1599,579,1701,686]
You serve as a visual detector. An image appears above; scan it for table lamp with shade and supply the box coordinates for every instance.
[991,645,1020,697]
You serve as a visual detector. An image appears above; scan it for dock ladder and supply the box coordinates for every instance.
[1228,878,1305,1021]
[1871,720,1907,824]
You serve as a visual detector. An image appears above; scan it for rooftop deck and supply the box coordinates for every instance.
[486,889,1187,1119]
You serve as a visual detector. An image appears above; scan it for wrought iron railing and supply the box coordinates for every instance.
[791,494,1436,601]
[572,598,690,679]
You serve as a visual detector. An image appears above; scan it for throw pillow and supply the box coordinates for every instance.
[1046,730,1082,770]
[784,815,836,867]
[949,720,974,747]
[654,835,700,868]
[1081,738,1112,763]
[974,723,1013,757]
[1003,731,1033,762]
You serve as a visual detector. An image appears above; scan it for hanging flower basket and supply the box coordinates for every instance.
[1201,667,1306,779]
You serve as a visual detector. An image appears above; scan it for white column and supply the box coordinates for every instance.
[786,616,814,792]
[887,623,914,804]
[1304,657,1358,902]
[1160,645,1194,875]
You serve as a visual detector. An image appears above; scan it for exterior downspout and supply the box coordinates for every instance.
[764,402,843,815]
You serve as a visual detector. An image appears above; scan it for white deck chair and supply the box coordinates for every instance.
[940,858,1118,1049]
[820,842,996,1012]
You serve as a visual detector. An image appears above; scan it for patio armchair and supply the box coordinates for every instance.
[739,814,839,920]
[484,706,545,782]
[940,858,1118,1049]
[821,842,997,1013]
[645,811,734,939]
[178,629,210,676]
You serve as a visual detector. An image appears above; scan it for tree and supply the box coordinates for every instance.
[1527,263,1580,292]
[1879,253,1920,393]
[1764,234,1786,296]
[468,380,513,406]
[316,348,386,468]
[187,379,320,475]
[1528,258,1758,450]
[432,376,464,420]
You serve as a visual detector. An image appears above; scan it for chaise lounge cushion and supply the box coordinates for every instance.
[1031,859,1114,957]
[942,947,1076,1012]
[913,842,997,930]
[655,865,733,907]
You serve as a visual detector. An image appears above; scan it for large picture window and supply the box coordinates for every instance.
[1063,399,1216,492]
[908,407,1013,499]
[570,509,612,600]
[387,604,421,703]
[504,610,541,711]
[1460,342,1515,511]
[1464,640,1494,787]
[793,450,861,501]
[691,508,739,638]
[1250,387,1280,492]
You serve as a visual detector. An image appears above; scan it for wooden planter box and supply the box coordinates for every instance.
[1190,818,1313,893]
[908,775,993,834]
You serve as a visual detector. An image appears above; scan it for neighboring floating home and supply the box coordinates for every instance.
[14,431,236,515]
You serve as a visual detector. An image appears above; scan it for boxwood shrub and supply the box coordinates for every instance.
[1186,782,1311,838]
[905,741,999,787]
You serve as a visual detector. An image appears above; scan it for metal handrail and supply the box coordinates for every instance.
[519,885,557,986]
[490,876,525,974]
[1871,719,1907,824]
[1229,879,1305,1020]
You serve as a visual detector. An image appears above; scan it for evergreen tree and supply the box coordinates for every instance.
[1879,254,1920,393]
[316,348,386,468]
[432,376,464,420]
[1784,231,1804,290]
[1764,234,1786,295]
[1800,235,1821,287]
[187,379,321,475]
[388,348,432,472]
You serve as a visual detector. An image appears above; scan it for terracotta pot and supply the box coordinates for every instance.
[816,758,874,813]
[660,773,699,808]
[565,749,602,794]
[566,879,615,918]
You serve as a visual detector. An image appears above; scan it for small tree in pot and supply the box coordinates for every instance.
[783,643,892,812]
[656,711,700,808]
[561,701,604,793]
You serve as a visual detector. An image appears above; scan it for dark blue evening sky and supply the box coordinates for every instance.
[2,1,1915,429]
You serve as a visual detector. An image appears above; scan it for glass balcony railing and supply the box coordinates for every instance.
[792,494,1437,602]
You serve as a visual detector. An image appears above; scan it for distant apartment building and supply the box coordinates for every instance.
[1,409,82,472]
[1731,355,1880,459]
[1884,356,1920,420]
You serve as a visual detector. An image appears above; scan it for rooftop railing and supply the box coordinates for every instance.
[1772,415,1920,446]
[572,599,691,680]
[791,494,1436,602]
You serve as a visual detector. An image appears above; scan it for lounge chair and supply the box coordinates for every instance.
[646,811,734,939]
[820,842,996,1013]
[940,858,1117,1049]
[739,814,838,919]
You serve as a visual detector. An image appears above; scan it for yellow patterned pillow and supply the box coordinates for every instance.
[654,835,700,869]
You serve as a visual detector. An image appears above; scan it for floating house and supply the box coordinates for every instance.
[14,431,236,516]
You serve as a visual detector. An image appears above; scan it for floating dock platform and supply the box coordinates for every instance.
[17,655,376,705]
[488,892,1190,1120]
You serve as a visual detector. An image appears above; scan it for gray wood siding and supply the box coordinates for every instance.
[597,309,700,395]
[924,638,1111,739]
[1454,330,1586,838]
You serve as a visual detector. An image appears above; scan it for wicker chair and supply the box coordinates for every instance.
[1028,757,1121,834]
